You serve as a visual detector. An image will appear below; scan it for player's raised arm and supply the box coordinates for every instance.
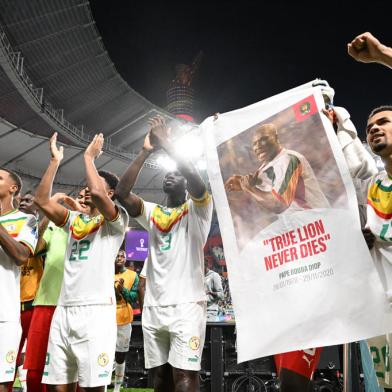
[83,134,117,221]
[115,132,154,217]
[149,116,206,199]
[34,133,69,227]
[348,32,392,69]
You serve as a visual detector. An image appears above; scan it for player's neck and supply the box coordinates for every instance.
[383,156,392,178]
[115,265,125,274]
[166,193,186,208]
[87,205,100,217]
[0,196,15,216]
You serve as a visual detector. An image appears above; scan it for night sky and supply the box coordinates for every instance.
[90,1,391,139]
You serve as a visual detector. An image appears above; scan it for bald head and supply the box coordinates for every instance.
[251,123,281,164]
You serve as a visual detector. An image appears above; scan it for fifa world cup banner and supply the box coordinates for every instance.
[200,82,392,362]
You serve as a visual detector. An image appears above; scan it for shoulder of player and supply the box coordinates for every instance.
[0,210,37,229]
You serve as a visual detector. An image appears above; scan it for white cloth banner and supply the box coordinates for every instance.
[200,82,392,363]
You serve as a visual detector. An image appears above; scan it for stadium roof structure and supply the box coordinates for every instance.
[0,0,199,205]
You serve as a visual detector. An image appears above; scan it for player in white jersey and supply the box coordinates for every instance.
[115,116,213,392]
[0,168,38,392]
[224,123,329,213]
[347,32,392,390]
[34,133,129,392]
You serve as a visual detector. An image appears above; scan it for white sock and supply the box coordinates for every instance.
[114,362,126,392]
[18,365,27,392]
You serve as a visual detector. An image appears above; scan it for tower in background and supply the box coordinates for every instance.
[166,51,203,123]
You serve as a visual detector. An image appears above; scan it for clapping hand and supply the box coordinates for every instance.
[49,133,64,163]
[85,134,104,160]
[148,116,170,150]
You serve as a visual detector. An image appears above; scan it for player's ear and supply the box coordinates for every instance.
[9,183,18,195]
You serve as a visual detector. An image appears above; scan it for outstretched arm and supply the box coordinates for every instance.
[34,133,69,226]
[115,133,154,217]
[84,134,117,221]
[348,32,392,69]
[150,116,206,198]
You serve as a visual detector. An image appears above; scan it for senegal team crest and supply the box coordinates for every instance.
[97,353,109,367]
[189,336,200,351]
[6,350,16,363]
[300,102,311,115]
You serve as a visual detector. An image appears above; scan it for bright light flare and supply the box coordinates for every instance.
[157,155,177,171]
[175,134,204,159]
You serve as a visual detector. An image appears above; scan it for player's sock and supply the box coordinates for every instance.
[27,369,44,392]
[114,362,126,392]
[18,365,28,392]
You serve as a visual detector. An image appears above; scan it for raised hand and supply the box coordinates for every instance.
[143,132,154,152]
[85,133,104,160]
[348,32,385,64]
[322,108,337,126]
[49,132,64,162]
[148,116,170,149]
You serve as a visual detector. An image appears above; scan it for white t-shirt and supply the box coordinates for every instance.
[256,148,330,213]
[57,206,129,306]
[0,209,38,321]
[136,192,213,307]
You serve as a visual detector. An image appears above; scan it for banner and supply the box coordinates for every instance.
[201,82,392,362]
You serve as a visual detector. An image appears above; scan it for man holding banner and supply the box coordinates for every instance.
[348,32,392,390]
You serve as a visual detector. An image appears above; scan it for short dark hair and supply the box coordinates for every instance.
[98,170,119,198]
[0,167,22,196]
[368,105,392,120]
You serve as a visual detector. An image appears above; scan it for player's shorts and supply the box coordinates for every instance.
[0,321,22,382]
[24,306,56,370]
[142,301,206,371]
[274,348,322,379]
[42,304,116,387]
[116,323,132,353]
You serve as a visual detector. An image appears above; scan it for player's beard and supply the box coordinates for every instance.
[373,143,387,153]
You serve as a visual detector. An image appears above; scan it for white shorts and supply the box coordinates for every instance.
[42,304,116,387]
[116,323,132,353]
[0,321,21,382]
[142,301,206,371]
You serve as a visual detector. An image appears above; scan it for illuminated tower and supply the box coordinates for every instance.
[166,51,203,123]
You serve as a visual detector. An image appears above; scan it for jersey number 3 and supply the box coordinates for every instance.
[160,233,172,251]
